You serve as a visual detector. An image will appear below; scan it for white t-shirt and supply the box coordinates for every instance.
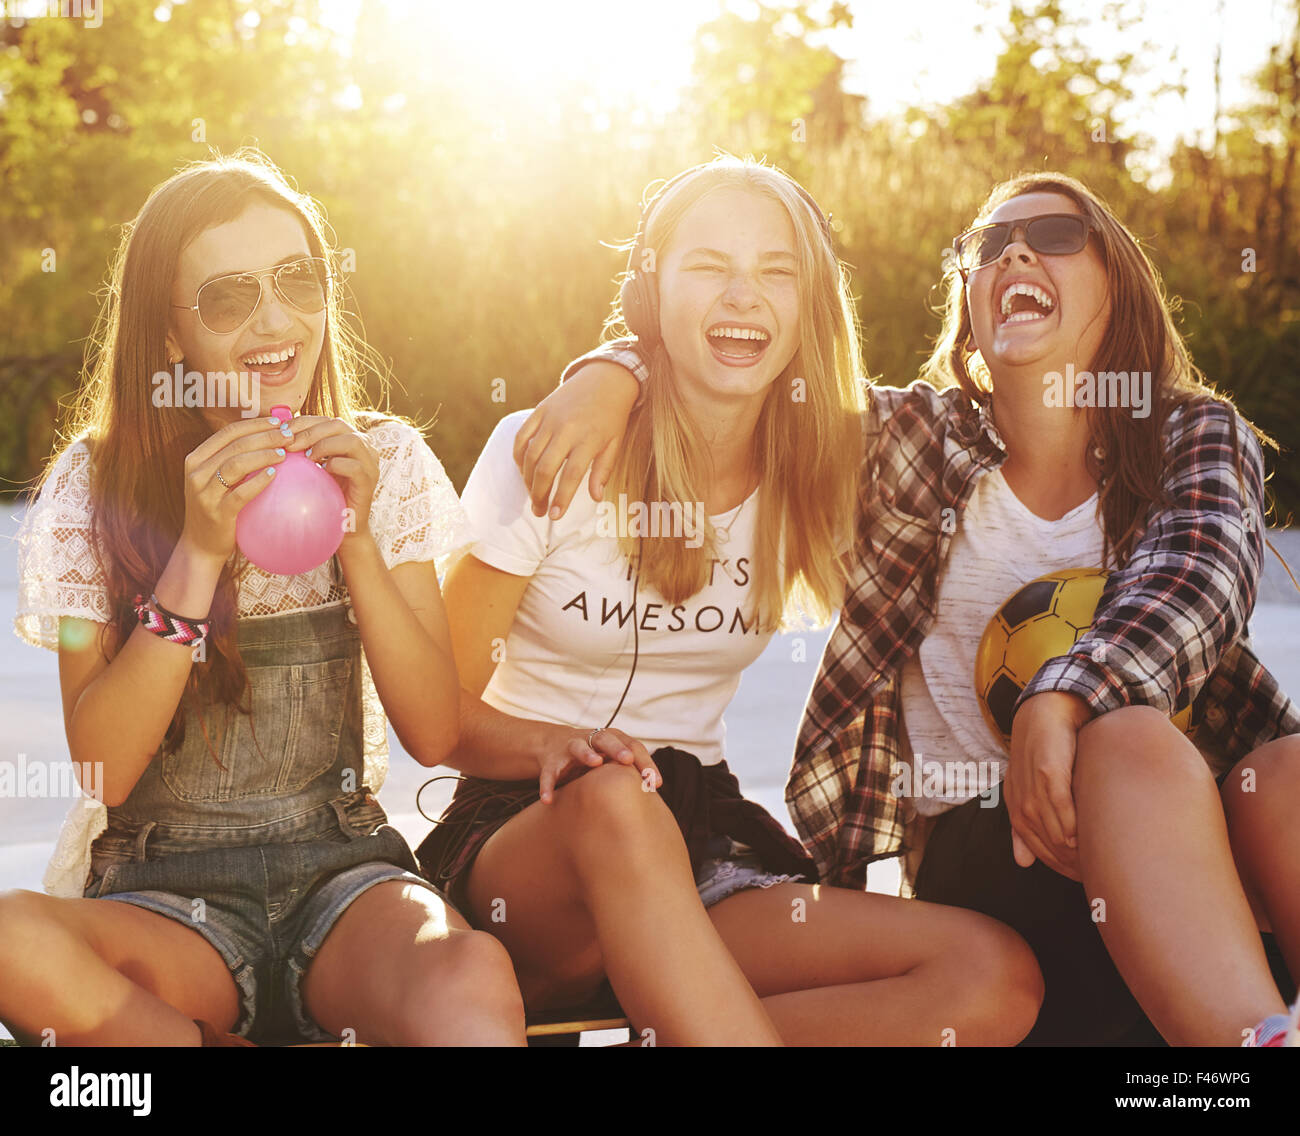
[462,411,774,766]
[13,418,471,897]
[901,467,1106,815]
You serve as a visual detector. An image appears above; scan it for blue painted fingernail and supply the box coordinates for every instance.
[266,467,276,477]
[269,415,281,426]
[275,448,285,457]
[305,447,313,457]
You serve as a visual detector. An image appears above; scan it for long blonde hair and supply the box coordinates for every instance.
[604,157,866,628]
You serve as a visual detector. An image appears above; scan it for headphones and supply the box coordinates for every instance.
[618,163,835,350]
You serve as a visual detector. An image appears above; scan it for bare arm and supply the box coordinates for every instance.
[59,545,226,807]
[338,538,460,768]
[442,551,659,801]
[59,416,289,806]
[513,361,640,520]
[277,416,464,767]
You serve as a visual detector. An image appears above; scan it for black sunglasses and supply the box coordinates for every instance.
[172,256,329,334]
[952,214,1099,277]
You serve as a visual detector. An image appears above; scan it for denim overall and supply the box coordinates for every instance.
[84,601,438,1044]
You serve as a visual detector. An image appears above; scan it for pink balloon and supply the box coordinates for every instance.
[235,405,346,576]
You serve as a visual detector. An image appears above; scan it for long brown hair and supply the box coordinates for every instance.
[42,149,388,755]
[602,156,865,628]
[923,170,1275,568]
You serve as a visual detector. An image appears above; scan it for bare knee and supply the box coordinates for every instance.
[945,915,1044,1046]
[1076,705,1209,789]
[552,763,670,846]
[0,890,79,1037]
[1223,734,1300,826]
[386,930,524,1045]
[0,889,66,969]
[1078,705,1180,753]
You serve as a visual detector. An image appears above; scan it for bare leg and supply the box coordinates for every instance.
[302,879,526,1046]
[708,882,1043,1045]
[1222,734,1300,981]
[464,763,782,1045]
[1072,706,1286,1045]
[0,888,238,1046]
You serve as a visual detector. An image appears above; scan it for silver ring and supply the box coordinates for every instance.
[586,728,603,750]
[215,467,232,490]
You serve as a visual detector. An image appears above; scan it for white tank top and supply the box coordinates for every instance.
[901,467,1104,815]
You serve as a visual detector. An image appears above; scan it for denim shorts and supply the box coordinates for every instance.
[694,834,805,908]
[86,803,448,1045]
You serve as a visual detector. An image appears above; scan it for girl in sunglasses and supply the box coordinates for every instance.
[517,170,1300,1047]
[416,156,1044,1045]
[3,151,526,1046]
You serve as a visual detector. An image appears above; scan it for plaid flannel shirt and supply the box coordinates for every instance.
[563,341,1300,888]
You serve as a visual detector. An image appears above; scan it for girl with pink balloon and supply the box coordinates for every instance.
[3,151,527,1046]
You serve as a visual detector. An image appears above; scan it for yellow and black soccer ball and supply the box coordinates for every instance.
[974,568,1193,749]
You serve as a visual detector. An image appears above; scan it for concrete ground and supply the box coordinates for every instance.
[2,505,1297,1043]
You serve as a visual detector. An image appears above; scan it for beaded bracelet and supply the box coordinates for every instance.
[132,593,211,647]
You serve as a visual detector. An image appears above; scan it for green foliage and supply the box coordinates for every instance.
[1,0,1295,522]
[688,0,858,168]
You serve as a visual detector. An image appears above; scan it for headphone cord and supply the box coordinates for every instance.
[415,540,645,878]
[602,545,642,730]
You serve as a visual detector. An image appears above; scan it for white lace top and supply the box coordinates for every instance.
[13,417,471,898]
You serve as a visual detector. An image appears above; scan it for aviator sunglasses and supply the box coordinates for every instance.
[952,213,1099,278]
[172,256,329,334]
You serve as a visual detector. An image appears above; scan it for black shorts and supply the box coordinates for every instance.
[416,747,817,921]
[912,794,1295,1046]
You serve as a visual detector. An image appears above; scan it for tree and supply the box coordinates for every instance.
[684,1,861,169]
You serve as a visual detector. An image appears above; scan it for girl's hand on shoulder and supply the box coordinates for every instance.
[181,414,291,563]
[513,362,640,522]
[536,723,661,804]
[283,416,381,537]
[1006,690,1092,881]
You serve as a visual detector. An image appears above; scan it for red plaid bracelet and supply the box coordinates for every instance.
[132,593,211,647]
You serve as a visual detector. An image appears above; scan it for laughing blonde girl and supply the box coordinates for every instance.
[417,156,1043,1046]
